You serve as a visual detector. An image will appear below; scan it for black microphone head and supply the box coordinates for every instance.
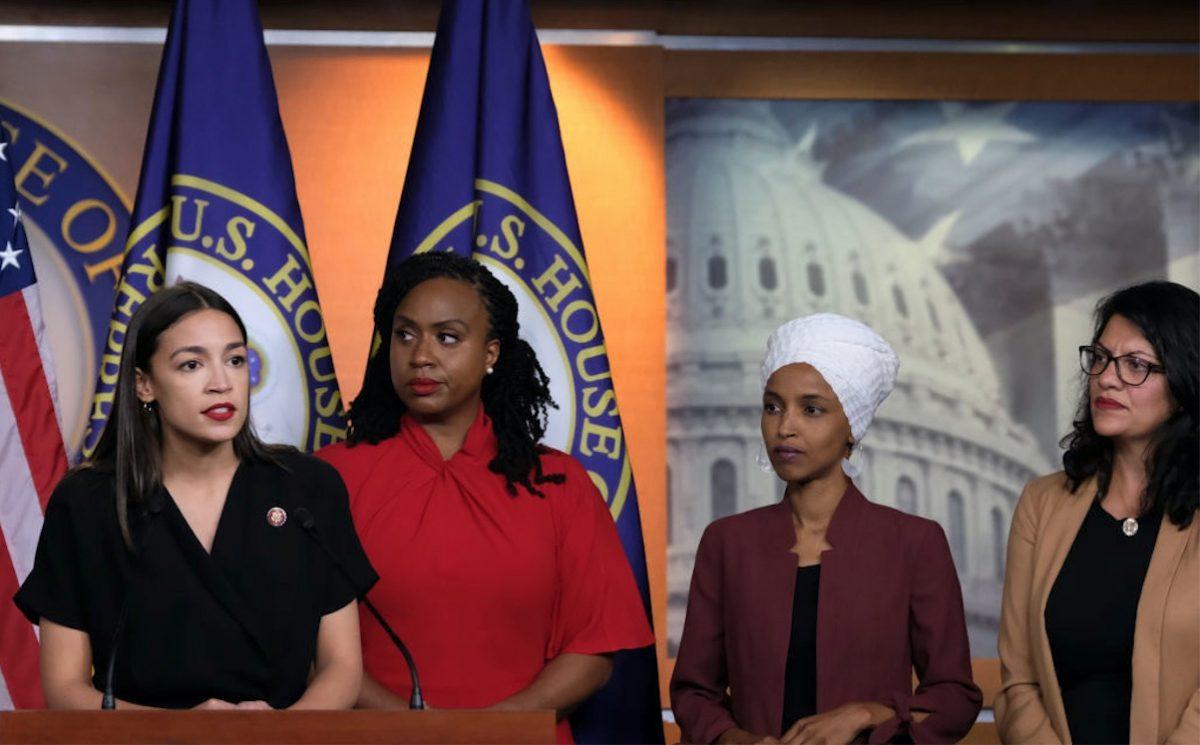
[294,506,315,530]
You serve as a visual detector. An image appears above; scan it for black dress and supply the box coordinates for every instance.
[1044,498,1161,744]
[14,451,377,709]
[781,564,820,735]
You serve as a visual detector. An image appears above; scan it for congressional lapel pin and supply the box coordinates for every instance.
[266,507,287,528]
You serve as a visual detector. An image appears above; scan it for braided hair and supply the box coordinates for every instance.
[347,251,565,496]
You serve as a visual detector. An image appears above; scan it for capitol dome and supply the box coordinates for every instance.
[665,100,1051,656]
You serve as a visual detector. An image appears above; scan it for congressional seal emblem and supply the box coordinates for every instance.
[0,99,132,457]
[83,175,345,456]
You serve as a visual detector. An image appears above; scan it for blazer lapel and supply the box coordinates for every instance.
[1034,479,1094,743]
[1129,515,1193,743]
[815,484,868,713]
[758,498,801,735]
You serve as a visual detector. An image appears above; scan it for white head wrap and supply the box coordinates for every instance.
[756,313,899,479]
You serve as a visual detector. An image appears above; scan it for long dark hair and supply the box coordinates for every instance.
[347,252,564,496]
[89,281,284,549]
[1061,280,1198,528]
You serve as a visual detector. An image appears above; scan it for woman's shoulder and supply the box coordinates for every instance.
[268,447,328,471]
[703,503,786,543]
[676,505,787,569]
[57,463,114,487]
[1015,470,1078,519]
[48,465,115,507]
[859,497,948,545]
[316,431,391,463]
[535,446,587,480]
[1020,470,1073,500]
[253,451,361,523]
[528,448,602,509]
[35,466,117,533]
[314,436,394,475]
[259,449,347,489]
[866,499,938,528]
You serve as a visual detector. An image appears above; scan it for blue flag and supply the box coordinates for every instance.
[385,1,663,742]
[83,0,345,456]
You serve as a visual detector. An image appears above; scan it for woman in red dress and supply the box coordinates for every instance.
[318,252,653,741]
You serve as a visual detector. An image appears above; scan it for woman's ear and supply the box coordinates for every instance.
[485,339,500,371]
[134,367,155,404]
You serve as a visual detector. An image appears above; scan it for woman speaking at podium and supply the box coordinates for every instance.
[318,252,653,742]
[15,282,375,710]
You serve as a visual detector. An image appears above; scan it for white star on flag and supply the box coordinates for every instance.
[8,201,20,224]
[0,142,7,162]
[0,240,22,270]
[900,102,1037,166]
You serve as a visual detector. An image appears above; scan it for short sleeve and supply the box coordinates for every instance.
[546,458,654,659]
[308,459,378,616]
[13,478,88,630]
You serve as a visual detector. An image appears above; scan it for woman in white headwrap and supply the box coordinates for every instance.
[670,314,981,744]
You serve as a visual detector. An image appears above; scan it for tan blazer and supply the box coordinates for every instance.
[995,472,1200,744]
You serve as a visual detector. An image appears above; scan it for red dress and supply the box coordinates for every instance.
[318,407,654,742]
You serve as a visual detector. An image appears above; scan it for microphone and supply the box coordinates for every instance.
[103,494,164,710]
[293,506,425,710]
[100,611,124,710]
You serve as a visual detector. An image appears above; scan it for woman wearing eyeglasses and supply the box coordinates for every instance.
[995,280,1199,744]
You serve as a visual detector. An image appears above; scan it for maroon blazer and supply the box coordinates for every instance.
[670,484,982,744]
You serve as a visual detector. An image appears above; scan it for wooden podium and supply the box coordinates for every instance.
[0,709,557,744]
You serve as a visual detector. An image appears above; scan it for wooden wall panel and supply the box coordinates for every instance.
[3,1,1197,43]
[666,51,1200,101]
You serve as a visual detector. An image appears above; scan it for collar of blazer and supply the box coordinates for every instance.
[767,481,869,550]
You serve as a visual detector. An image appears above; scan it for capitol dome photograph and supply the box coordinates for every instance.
[665,99,1199,657]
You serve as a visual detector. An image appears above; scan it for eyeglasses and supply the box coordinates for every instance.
[1079,345,1165,386]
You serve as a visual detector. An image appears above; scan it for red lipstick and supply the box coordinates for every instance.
[408,378,442,396]
[203,403,237,421]
[1093,396,1125,411]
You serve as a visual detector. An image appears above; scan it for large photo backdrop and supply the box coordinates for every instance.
[665,98,1200,657]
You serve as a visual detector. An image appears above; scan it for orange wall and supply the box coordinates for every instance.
[274,44,670,694]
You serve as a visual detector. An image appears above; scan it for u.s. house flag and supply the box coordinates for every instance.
[384,1,662,742]
[83,0,345,456]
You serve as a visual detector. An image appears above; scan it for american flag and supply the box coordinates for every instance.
[0,129,68,708]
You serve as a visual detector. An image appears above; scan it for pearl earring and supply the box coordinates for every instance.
[486,366,494,375]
